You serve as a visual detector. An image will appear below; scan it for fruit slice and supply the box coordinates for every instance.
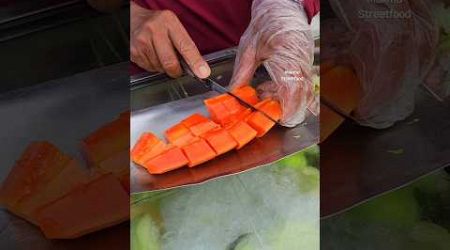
[182,139,217,167]
[81,115,129,167]
[224,108,253,129]
[246,99,282,137]
[131,133,167,166]
[320,104,344,142]
[0,142,71,221]
[144,147,188,174]
[222,95,244,115]
[180,113,209,128]
[18,159,89,221]
[189,120,220,136]
[202,129,237,155]
[35,174,129,239]
[165,123,197,147]
[204,95,232,124]
[227,121,258,149]
[320,65,361,142]
[98,149,130,190]
[232,86,259,105]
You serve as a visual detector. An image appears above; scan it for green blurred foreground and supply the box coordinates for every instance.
[131,146,320,250]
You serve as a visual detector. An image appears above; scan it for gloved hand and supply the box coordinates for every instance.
[329,0,438,128]
[229,0,317,127]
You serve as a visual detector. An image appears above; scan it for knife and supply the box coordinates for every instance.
[180,59,281,125]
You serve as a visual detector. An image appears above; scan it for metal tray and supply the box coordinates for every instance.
[130,92,319,193]
[321,90,450,218]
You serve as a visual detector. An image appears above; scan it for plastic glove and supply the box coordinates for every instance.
[229,0,317,127]
[329,0,438,128]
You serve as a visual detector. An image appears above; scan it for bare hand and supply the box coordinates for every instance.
[130,2,210,78]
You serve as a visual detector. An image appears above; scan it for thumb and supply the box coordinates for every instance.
[229,44,258,90]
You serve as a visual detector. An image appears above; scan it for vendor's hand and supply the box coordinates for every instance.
[229,0,317,127]
[328,0,438,128]
[130,2,211,78]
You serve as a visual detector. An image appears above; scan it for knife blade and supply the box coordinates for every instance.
[180,59,281,125]
[320,96,359,124]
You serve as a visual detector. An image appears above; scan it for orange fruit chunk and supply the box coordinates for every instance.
[35,174,129,239]
[130,133,168,166]
[165,123,197,147]
[0,142,71,221]
[189,120,220,136]
[227,121,257,149]
[247,99,282,137]
[144,147,188,174]
[182,139,217,167]
[232,86,259,105]
[202,129,237,155]
[180,113,209,128]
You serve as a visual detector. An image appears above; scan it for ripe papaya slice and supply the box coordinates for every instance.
[144,146,188,174]
[227,121,257,149]
[189,120,220,136]
[246,99,282,137]
[320,65,361,142]
[204,96,232,125]
[130,133,168,166]
[0,142,71,221]
[165,123,197,147]
[35,174,129,239]
[19,159,89,221]
[224,108,253,129]
[202,128,237,155]
[232,86,259,105]
[182,139,217,167]
[81,115,129,167]
[180,113,209,128]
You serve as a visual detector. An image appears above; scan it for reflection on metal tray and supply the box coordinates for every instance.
[130,92,318,193]
[321,90,450,218]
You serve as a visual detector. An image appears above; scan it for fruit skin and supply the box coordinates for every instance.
[144,147,188,174]
[0,141,71,223]
[181,139,217,167]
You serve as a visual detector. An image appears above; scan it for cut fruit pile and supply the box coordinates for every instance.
[131,86,282,175]
[0,112,131,239]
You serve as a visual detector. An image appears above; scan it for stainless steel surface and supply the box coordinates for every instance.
[321,90,450,218]
[130,92,319,193]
